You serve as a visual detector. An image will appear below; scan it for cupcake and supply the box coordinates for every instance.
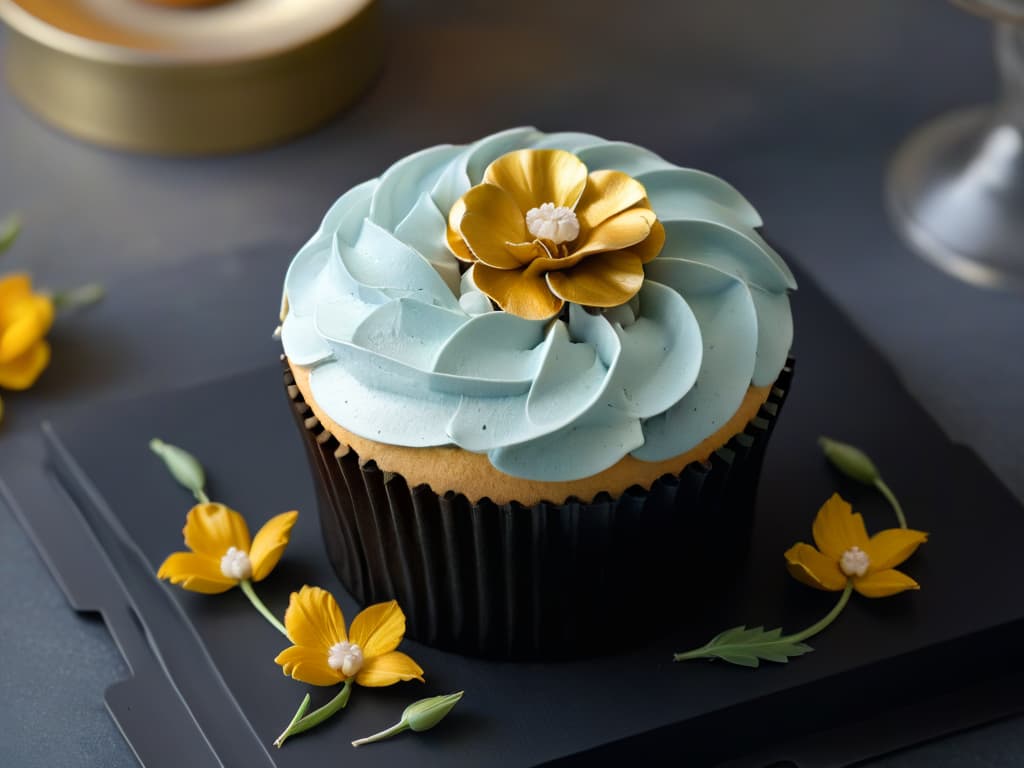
[279,127,795,659]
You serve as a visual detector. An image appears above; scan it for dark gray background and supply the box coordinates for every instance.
[1,0,1022,765]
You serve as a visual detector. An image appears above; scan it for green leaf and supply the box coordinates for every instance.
[0,213,21,254]
[150,438,207,501]
[674,625,814,668]
[819,436,880,485]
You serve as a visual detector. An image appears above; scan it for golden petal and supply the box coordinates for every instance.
[783,542,848,591]
[0,273,32,309]
[182,503,252,560]
[0,340,50,390]
[157,551,237,594]
[571,208,656,260]
[0,295,54,364]
[248,510,299,582]
[546,251,644,308]
[484,149,588,213]
[575,170,648,231]
[284,585,348,650]
[472,263,564,320]
[853,568,920,598]
[864,528,928,572]
[445,197,476,263]
[354,650,425,688]
[348,600,406,658]
[457,183,529,269]
[505,239,552,266]
[632,219,666,263]
[274,645,343,687]
[811,493,869,561]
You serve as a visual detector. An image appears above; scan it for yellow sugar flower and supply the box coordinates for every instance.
[158,503,298,594]
[784,493,927,598]
[447,149,665,320]
[276,586,424,688]
[0,273,54,418]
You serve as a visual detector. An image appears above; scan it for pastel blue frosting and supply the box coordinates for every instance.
[280,127,795,482]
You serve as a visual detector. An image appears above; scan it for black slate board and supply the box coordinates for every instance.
[4,264,1024,768]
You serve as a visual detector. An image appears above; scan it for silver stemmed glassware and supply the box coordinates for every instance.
[887,0,1024,291]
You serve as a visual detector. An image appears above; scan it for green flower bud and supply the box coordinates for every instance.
[352,691,464,747]
[818,436,880,485]
[403,691,464,732]
[150,438,207,501]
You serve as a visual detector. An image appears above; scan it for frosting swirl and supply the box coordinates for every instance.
[280,128,795,482]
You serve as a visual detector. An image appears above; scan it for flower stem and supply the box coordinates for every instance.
[274,680,353,748]
[239,579,288,637]
[195,489,210,504]
[52,283,105,312]
[874,478,907,529]
[352,722,409,747]
[786,583,853,645]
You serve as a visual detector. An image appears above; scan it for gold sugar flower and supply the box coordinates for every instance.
[447,149,665,320]
[0,273,54,420]
[784,494,927,598]
[158,503,298,594]
[275,586,424,688]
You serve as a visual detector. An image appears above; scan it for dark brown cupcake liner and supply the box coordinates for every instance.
[285,359,794,660]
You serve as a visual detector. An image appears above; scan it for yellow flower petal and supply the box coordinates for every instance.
[248,510,299,582]
[348,600,406,658]
[864,528,928,572]
[0,295,54,364]
[483,149,588,214]
[505,240,553,266]
[284,585,347,650]
[473,263,564,320]
[457,183,529,269]
[0,340,50,390]
[632,219,666,263]
[157,551,236,594]
[784,542,848,591]
[354,650,425,688]
[0,273,32,308]
[274,645,343,686]
[811,493,869,561]
[853,568,920,598]
[571,207,656,260]
[574,170,648,231]
[182,503,252,560]
[446,198,476,263]
[546,250,644,308]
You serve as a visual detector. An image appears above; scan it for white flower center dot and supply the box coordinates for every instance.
[839,546,870,578]
[220,546,252,580]
[525,202,579,244]
[328,642,364,677]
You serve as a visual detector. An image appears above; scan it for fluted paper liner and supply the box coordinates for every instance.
[285,360,793,660]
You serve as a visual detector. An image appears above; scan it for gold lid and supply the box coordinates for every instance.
[0,0,382,154]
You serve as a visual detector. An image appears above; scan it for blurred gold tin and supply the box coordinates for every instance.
[0,0,381,154]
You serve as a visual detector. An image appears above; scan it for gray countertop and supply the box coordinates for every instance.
[1,0,1022,765]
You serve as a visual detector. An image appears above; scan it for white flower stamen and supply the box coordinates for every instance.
[525,202,579,244]
[328,641,364,677]
[220,546,252,580]
[839,546,870,578]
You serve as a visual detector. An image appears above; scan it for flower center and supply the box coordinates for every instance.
[525,202,579,244]
[839,546,870,578]
[327,641,364,677]
[219,546,252,580]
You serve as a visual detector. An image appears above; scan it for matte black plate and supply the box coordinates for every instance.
[4,264,1024,768]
